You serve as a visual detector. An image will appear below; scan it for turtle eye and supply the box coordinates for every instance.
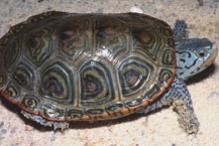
[199,51,205,57]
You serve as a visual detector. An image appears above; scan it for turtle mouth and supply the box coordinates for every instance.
[203,44,218,67]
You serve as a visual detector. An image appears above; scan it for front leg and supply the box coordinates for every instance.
[140,77,199,134]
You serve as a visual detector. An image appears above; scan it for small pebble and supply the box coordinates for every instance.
[96,8,104,13]
[130,6,144,14]
[25,125,34,131]
[1,128,7,134]
[11,144,19,146]
[197,0,204,6]
[141,130,145,136]
[0,121,4,128]
[50,132,57,141]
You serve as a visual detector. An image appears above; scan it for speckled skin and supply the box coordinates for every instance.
[174,20,218,80]
[0,11,217,134]
[139,20,217,134]
[140,77,199,134]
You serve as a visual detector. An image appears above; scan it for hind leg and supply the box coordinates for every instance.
[140,77,199,134]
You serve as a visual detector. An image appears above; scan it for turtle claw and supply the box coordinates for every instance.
[173,101,199,135]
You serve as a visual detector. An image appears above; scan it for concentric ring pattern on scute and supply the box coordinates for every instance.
[0,12,176,121]
[80,60,115,107]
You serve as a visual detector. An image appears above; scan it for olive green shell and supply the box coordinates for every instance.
[0,11,176,121]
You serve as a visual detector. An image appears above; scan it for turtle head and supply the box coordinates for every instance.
[176,38,218,80]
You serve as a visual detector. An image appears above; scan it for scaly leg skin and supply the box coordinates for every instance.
[140,77,199,134]
[173,20,188,42]
[21,111,69,131]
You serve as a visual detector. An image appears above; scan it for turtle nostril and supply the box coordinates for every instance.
[199,52,205,57]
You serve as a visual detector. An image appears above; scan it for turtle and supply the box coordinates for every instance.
[0,11,217,134]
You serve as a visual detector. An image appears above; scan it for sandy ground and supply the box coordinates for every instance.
[0,0,219,146]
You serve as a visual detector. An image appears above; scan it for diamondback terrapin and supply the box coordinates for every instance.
[0,11,217,134]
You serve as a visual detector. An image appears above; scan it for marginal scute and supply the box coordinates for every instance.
[162,49,175,65]
[125,98,143,107]
[168,38,175,48]
[0,75,6,88]
[0,52,6,88]
[21,95,39,111]
[86,109,104,115]
[4,82,21,101]
[105,103,124,112]
[143,84,160,100]
[66,109,83,120]
[158,25,173,37]
[42,104,65,119]
[159,69,173,83]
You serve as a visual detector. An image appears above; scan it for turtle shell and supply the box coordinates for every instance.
[0,11,176,122]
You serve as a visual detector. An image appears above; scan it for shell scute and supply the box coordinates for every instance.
[56,17,91,61]
[24,28,55,66]
[39,61,75,105]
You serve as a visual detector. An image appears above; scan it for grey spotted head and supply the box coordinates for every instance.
[173,20,218,80]
[176,38,218,80]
